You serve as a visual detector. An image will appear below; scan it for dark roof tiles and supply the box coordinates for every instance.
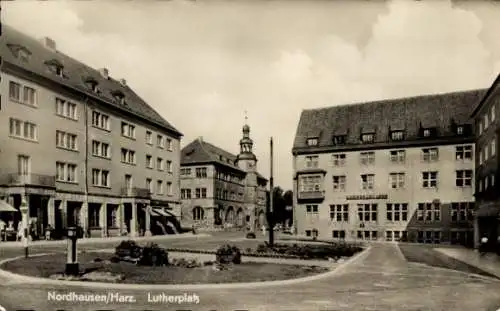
[1,24,182,137]
[293,89,487,149]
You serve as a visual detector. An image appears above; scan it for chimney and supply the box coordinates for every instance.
[98,68,109,79]
[119,79,126,86]
[39,37,56,51]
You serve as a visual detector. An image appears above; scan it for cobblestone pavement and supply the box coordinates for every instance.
[1,235,500,311]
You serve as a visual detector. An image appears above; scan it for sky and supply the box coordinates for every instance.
[3,0,500,190]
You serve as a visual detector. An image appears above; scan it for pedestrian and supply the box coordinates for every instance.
[479,236,488,256]
[261,224,266,235]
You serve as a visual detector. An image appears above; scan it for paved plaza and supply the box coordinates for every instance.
[0,233,499,311]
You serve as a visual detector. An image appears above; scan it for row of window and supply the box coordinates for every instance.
[478,136,496,165]
[8,81,175,151]
[180,188,208,199]
[306,125,468,147]
[301,170,473,192]
[478,174,496,192]
[478,103,496,135]
[311,229,471,244]
[305,202,474,223]
[306,145,473,168]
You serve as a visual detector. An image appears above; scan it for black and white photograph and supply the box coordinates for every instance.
[0,0,500,310]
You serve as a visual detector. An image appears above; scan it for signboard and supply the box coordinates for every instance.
[346,194,388,201]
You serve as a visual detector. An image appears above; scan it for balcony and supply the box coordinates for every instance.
[0,173,56,188]
[297,190,325,203]
[121,187,151,198]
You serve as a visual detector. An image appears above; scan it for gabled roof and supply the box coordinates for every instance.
[0,24,182,137]
[471,73,500,118]
[293,89,487,150]
[181,138,244,172]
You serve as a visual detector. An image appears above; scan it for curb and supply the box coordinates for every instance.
[0,246,372,290]
[0,233,209,249]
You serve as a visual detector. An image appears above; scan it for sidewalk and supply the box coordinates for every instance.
[435,247,500,279]
[0,233,209,248]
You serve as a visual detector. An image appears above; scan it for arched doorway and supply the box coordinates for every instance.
[225,206,235,224]
[192,206,204,221]
[235,208,244,227]
[213,205,223,226]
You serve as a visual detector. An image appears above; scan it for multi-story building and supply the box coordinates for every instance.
[292,89,486,245]
[0,25,183,238]
[180,123,268,231]
[471,73,500,249]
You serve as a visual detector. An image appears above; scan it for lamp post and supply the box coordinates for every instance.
[19,197,29,258]
[65,227,79,276]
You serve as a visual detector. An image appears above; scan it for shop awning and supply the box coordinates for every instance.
[152,208,170,217]
[0,200,17,212]
[476,205,500,218]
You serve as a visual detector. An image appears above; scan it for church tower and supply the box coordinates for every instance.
[236,114,257,172]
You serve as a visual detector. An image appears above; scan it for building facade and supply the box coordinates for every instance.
[0,25,183,239]
[180,124,268,231]
[292,90,486,245]
[471,74,500,249]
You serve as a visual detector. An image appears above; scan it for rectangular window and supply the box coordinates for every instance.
[456,170,473,187]
[422,171,438,188]
[157,134,164,148]
[306,138,318,146]
[91,111,110,130]
[332,230,346,239]
[386,203,408,222]
[300,175,322,192]
[146,178,153,194]
[166,160,173,173]
[120,148,136,164]
[484,114,489,129]
[157,158,164,171]
[305,155,319,168]
[146,155,153,168]
[451,202,474,222]
[422,148,439,161]
[357,204,377,222]
[56,162,77,183]
[9,118,37,141]
[390,131,404,141]
[55,98,77,120]
[91,140,110,158]
[145,131,153,145]
[121,122,136,139]
[386,231,393,241]
[332,135,346,145]
[360,152,375,165]
[17,155,30,175]
[455,145,473,160]
[332,153,346,166]
[417,203,440,222]
[332,175,346,191]
[9,82,37,106]
[9,81,21,101]
[157,180,164,195]
[180,168,191,176]
[167,182,173,196]
[91,169,110,187]
[306,205,319,214]
[491,138,496,157]
[491,104,496,122]
[390,150,405,163]
[329,204,348,222]
[389,172,405,189]
[361,174,375,190]
[166,138,173,151]
[361,133,374,143]
[56,131,78,151]
[196,167,208,178]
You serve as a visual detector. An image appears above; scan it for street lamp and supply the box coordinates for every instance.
[65,227,79,276]
[19,197,29,258]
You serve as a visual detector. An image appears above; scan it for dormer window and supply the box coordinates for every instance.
[7,44,31,62]
[332,135,346,145]
[111,90,126,105]
[44,59,65,78]
[83,77,99,93]
[361,133,374,143]
[456,126,464,135]
[390,130,404,141]
[307,138,318,146]
[420,127,436,138]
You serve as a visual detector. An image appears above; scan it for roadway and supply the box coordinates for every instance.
[0,233,499,311]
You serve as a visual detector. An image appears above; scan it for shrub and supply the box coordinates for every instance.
[254,242,362,259]
[115,240,142,259]
[139,243,168,266]
[110,256,120,263]
[216,244,242,264]
[246,232,256,239]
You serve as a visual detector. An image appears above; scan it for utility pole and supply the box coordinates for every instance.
[268,137,274,246]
